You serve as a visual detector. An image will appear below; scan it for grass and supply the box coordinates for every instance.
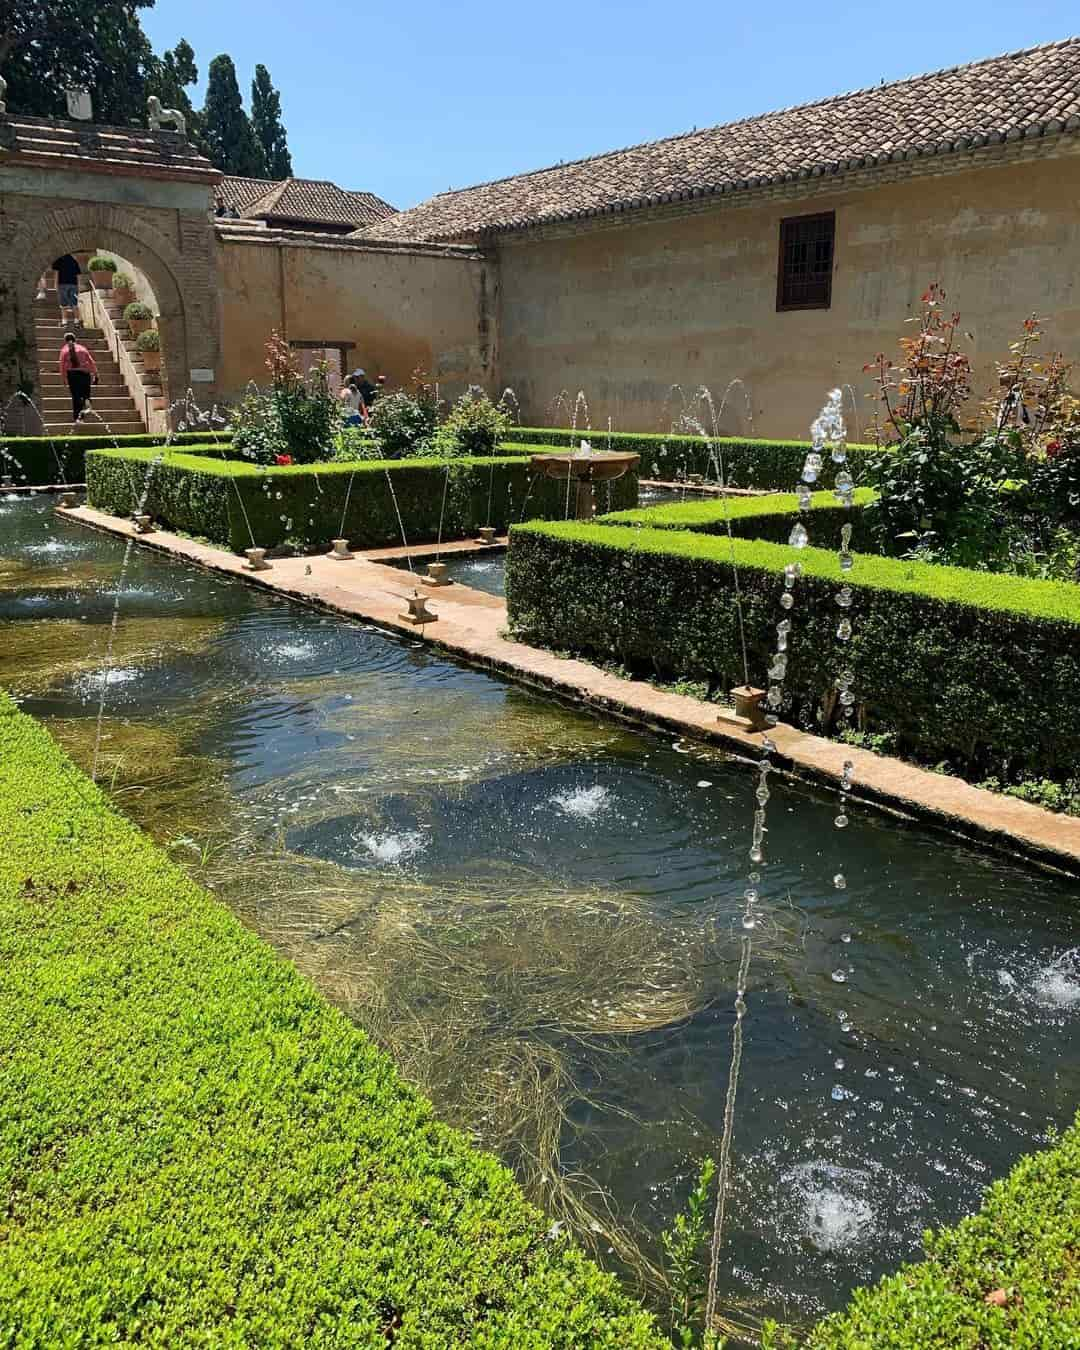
[0,692,667,1347]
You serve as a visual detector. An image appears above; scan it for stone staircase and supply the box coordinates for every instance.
[33,299,145,436]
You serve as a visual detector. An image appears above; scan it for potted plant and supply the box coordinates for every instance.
[88,256,117,290]
[135,327,162,372]
[124,301,154,336]
[112,272,135,306]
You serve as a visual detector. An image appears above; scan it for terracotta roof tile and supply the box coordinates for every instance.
[0,113,217,180]
[355,38,1080,243]
[221,175,396,228]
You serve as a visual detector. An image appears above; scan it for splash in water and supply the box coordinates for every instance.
[358,830,428,865]
[550,784,612,820]
[785,1162,875,1253]
[1032,948,1080,1009]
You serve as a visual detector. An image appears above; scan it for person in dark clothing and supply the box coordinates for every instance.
[52,254,81,329]
[59,333,98,423]
[351,369,377,408]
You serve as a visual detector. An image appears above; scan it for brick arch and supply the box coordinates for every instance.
[7,203,196,422]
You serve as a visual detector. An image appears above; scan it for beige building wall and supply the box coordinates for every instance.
[493,152,1080,439]
[217,235,492,402]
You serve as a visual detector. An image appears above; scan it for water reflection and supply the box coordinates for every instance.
[2,494,1078,1336]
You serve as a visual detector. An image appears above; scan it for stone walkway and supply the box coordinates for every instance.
[62,504,1080,875]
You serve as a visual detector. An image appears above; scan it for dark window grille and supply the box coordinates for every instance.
[776,211,834,310]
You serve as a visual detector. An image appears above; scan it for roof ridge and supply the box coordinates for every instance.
[423,35,1080,202]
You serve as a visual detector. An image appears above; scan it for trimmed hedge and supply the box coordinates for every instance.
[766,1113,1080,1348]
[501,427,879,490]
[600,487,879,548]
[506,520,1080,778]
[86,446,638,553]
[1,431,231,486]
[0,693,664,1345]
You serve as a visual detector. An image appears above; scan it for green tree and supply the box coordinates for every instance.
[250,64,292,179]
[0,0,155,124]
[201,54,264,177]
[144,39,205,151]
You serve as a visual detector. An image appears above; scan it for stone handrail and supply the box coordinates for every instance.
[79,282,168,437]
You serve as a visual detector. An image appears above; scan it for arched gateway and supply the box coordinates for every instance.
[0,112,221,431]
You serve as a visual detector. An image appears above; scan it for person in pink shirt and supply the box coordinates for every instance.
[58,332,98,423]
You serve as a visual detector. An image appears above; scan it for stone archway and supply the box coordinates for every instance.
[0,118,222,430]
[9,204,192,420]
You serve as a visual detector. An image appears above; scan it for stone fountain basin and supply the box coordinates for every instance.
[529,450,640,482]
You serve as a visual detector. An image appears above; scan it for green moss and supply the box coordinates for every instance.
[506,520,1080,777]
[0,693,666,1346]
[85,447,637,553]
[764,1114,1080,1347]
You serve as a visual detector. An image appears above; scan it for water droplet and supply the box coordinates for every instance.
[780,592,795,610]
[769,655,787,680]
[831,1084,850,1101]
[831,447,847,464]
[835,813,849,829]
[742,915,757,930]
[839,551,854,571]
[834,1057,845,1070]
[767,685,782,708]
[749,870,761,883]
[788,523,809,549]
[796,484,812,508]
[755,784,770,805]
[840,689,855,707]
[831,970,847,983]
[749,845,764,864]
[761,736,777,752]
[836,587,854,609]
[275,491,283,500]
[744,887,759,903]
[837,619,852,641]
[841,931,852,942]
[834,874,847,890]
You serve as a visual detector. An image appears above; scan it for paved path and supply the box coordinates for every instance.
[61,504,1080,875]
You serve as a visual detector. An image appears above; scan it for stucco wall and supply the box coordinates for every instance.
[493,152,1080,439]
[216,234,492,402]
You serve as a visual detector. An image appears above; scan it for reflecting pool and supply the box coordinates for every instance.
[3,494,1078,1339]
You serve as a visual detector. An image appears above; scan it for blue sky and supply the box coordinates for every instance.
[143,1,1079,209]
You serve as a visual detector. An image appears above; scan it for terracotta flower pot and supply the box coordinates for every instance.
[128,317,152,337]
[113,286,135,307]
[90,270,114,290]
[140,350,162,373]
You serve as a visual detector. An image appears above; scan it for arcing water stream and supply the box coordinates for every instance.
[3,489,1079,1341]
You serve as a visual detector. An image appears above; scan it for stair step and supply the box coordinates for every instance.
[40,398,137,411]
[44,421,146,435]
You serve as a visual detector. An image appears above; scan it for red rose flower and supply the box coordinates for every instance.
[1046,440,1063,460]
[274,453,293,466]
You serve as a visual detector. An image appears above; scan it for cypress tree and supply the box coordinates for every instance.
[251,64,293,179]
[202,54,264,177]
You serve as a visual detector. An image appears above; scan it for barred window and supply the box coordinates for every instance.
[776,211,834,310]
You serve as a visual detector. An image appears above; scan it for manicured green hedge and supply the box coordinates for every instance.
[0,693,664,1346]
[502,427,880,490]
[0,431,231,486]
[601,488,879,548]
[765,1113,1080,1348]
[506,520,1080,778]
[86,446,638,553]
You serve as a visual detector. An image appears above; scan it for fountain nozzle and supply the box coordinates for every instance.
[476,526,497,545]
[58,491,78,510]
[244,546,271,571]
[422,561,452,587]
[400,590,438,625]
[132,514,154,534]
[330,537,354,560]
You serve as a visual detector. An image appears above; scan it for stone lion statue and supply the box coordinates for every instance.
[147,95,186,136]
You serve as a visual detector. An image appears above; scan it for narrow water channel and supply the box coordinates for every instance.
[3,492,1078,1337]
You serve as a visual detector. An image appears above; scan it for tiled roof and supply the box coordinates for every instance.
[221,175,396,228]
[356,38,1080,243]
[0,113,218,181]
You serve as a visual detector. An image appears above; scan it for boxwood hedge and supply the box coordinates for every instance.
[1,431,230,486]
[601,488,879,548]
[0,692,666,1346]
[765,1112,1080,1348]
[502,427,879,491]
[506,520,1080,779]
[86,446,637,553]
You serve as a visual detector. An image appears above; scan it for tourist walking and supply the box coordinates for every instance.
[59,332,98,423]
[52,254,82,330]
[339,377,364,427]
[350,369,378,409]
